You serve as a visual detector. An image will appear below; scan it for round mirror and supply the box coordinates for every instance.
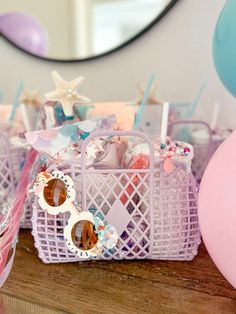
[0,0,177,61]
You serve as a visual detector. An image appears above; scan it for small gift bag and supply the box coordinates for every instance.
[28,124,200,263]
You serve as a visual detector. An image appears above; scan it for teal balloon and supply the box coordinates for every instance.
[213,0,236,97]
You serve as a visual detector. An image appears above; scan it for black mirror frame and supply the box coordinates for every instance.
[0,0,179,63]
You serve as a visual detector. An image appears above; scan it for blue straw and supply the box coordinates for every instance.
[133,73,156,130]
[187,82,207,118]
[179,82,207,142]
[8,81,24,127]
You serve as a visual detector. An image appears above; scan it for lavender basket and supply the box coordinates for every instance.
[0,131,22,286]
[32,131,200,263]
[168,120,224,183]
[0,131,27,203]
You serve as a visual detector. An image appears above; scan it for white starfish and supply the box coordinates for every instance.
[135,80,163,105]
[86,145,99,159]
[21,89,42,109]
[45,71,90,116]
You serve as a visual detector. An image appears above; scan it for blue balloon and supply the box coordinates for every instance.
[213,0,236,97]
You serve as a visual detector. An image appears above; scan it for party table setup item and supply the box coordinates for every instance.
[0,71,201,290]
[0,71,93,285]
[0,82,45,230]
[0,85,43,285]
[19,71,94,229]
[168,83,232,183]
[17,74,201,264]
[0,138,37,288]
[0,82,40,209]
[198,0,236,289]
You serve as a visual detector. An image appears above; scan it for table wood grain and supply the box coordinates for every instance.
[1,230,236,314]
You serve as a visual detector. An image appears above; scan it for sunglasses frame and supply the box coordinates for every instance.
[37,170,76,215]
[35,169,114,258]
[64,211,105,259]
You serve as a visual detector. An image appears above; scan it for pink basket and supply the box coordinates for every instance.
[32,131,200,263]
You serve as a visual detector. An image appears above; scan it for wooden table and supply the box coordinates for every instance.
[1,230,236,314]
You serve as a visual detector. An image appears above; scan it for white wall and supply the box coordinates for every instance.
[1,0,236,128]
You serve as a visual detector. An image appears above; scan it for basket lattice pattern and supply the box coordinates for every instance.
[168,120,224,183]
[192,140,222,183]
[152,162,199,260]
[0,135,14,204]
[32,132,200,263]
[0,131,23,286]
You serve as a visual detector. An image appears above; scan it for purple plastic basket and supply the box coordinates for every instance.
[168,120,224,183]
[20,154,43,229]
[0,130,31,229]
[0,132,28,202]
[32,131,200,263]
[0,131,19,286]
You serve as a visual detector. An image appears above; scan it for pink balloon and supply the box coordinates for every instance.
[199,130,236,288]
[0,12,48,56]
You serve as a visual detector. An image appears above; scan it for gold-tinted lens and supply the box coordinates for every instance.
[71,220,98,250]
[43,178,67,207]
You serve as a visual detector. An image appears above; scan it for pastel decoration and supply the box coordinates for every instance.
[187,82,206,119]
[120,153,150,205]
[134,79,163,105]
[210,102,220,131]
[163,158,175,173]
[87,102,136,130]
[20,90,42,109]
[40,128,58,141]
[198,130,236,288]
[74,104,94,120]
[155,141,193,173]
[133,74,156,131]
[99,225,119,249]
[59,124,78,137]
[0,104,25,136]
[44,105,56,128]
[25,115,116,159]
[160,102,169,144]
[0,12,47,56]
[45,71,90,117]
[79,120,97,133]
[213,0,236,97]
[20,103,31,132]
[8,81,24,127]
[178,83,206,143]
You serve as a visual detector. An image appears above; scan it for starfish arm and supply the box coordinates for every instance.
[52,71,67,89]
[75,93,90,104]
[70,77,85,90]
[45,89,64,101]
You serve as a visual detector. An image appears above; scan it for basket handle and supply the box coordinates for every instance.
[80,130,155,171]
[168,120,213,148]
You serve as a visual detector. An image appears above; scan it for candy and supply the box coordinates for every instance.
[120,153,150,205]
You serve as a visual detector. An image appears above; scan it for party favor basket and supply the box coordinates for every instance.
[31,130,200,263]
[168,120,224,183]
[0,131,36,287]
